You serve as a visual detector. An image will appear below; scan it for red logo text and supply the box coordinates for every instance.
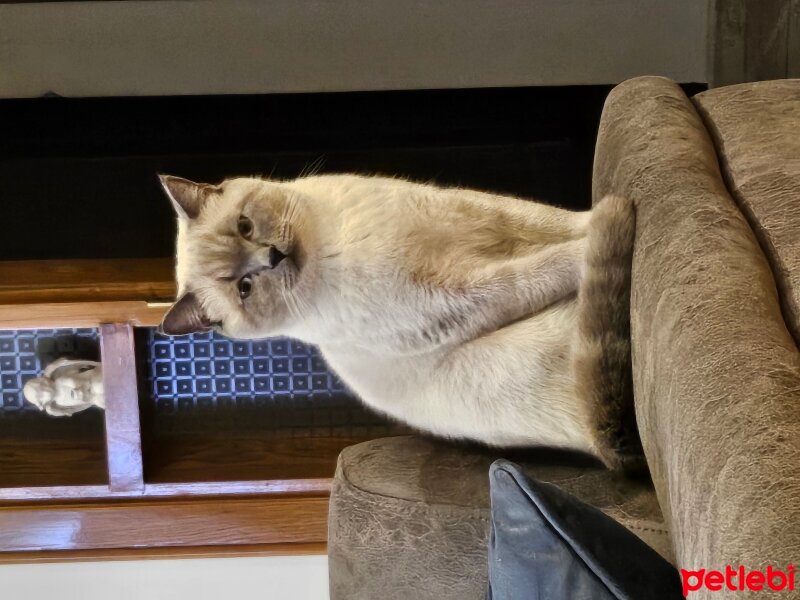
[681,565,795,596]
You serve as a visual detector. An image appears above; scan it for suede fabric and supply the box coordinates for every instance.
[593,76,800,590]
[328,436,670,600]
[693,80,800,343]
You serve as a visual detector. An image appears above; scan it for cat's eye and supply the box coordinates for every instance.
[237,215,254,239]
[238,275,253,299]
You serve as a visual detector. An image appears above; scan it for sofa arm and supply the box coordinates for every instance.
[593,76,800,574]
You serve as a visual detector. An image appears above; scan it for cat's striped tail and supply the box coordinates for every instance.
[573,194,643,471]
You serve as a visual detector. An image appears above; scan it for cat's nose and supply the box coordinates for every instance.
[255,245,287,269]
[268,246,287,268]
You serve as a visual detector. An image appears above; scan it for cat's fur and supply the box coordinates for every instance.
[158,174,635,468]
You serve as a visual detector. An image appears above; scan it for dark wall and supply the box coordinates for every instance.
[0,85,703,261]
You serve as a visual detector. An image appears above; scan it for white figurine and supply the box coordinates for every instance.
[22,358,105,417]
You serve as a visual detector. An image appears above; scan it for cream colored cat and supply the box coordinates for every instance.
[158,174,636,468]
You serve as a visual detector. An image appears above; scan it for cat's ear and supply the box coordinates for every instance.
[158,175,217,220]
[158,292,213,336]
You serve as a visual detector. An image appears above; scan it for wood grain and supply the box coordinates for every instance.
[0,258,174,305]
[0,479,332,502]
[0,414,107,489]
[745,0,790,82]
[787,0,800,77]
[0,301,168,330]
[0,542,326,564]
[709,0,747,87]
[710,0,798,86]
[144,434,366,484]
[100,324,144,493]
[0,495,329,552]
[0,257,174,329]
[0,438,108,490]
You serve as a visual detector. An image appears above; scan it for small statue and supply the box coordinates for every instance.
[22,358,105,417]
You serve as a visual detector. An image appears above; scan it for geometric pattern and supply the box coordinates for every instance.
[0,327,402,435]
[140,329,402,435]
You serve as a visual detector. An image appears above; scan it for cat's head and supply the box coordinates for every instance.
[157,175,311,339]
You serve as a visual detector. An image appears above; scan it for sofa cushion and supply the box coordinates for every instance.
[328,436,671,600]
[693,80,800,343]
[593,76,800,579]
[486,460,683,600]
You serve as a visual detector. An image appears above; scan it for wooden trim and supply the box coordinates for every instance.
[709,0,747,88]
[0,258,174,305]
[0,301,168,330]
[789,0,800,78]
[0,258,342,557]
[100,324,144,493]
[0,495,329,552]
[744,0,790,82]
[0,257,174,329]
[0,413,108,489]
[709,0,797,87]
[0,479,333,502]
[0,542,327,564]
[143,433,369,485]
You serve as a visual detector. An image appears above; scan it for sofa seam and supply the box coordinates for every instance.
[691,94,800,352]
[337,458,493,514]
[335,456,667,529]
[624,524,670,534]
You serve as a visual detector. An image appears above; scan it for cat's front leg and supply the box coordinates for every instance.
[478,238,585,313]
[436,238,585,341]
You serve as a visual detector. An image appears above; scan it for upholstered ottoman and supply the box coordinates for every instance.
[328,436,671,600]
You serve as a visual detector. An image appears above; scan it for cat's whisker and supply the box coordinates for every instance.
[280,192,304,249]
[298,155,325,180]
[279,195,293,234]
[281,277,310,322]
[286,271,317,320]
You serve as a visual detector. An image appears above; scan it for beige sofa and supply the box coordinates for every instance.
[327,77,800,599]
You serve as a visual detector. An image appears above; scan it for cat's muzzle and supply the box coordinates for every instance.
[253,245,288,270]
[268,246,287,268]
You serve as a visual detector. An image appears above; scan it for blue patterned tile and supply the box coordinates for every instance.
[233,359,249,375]
[174,362,192,377]
[195,378,213,394]
[173,343,191,359]
[138,329,404,434]
[193,361,211,376]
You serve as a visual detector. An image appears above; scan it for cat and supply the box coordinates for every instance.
[157,173,636,468]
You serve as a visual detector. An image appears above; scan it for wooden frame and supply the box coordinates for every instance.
[0,496,330,553]
[0,302,168,330]
[0,258,339,559]
[0,258,174,330]
[709,0,800,87]
[0,542,327,565]
[101,324,145,493]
